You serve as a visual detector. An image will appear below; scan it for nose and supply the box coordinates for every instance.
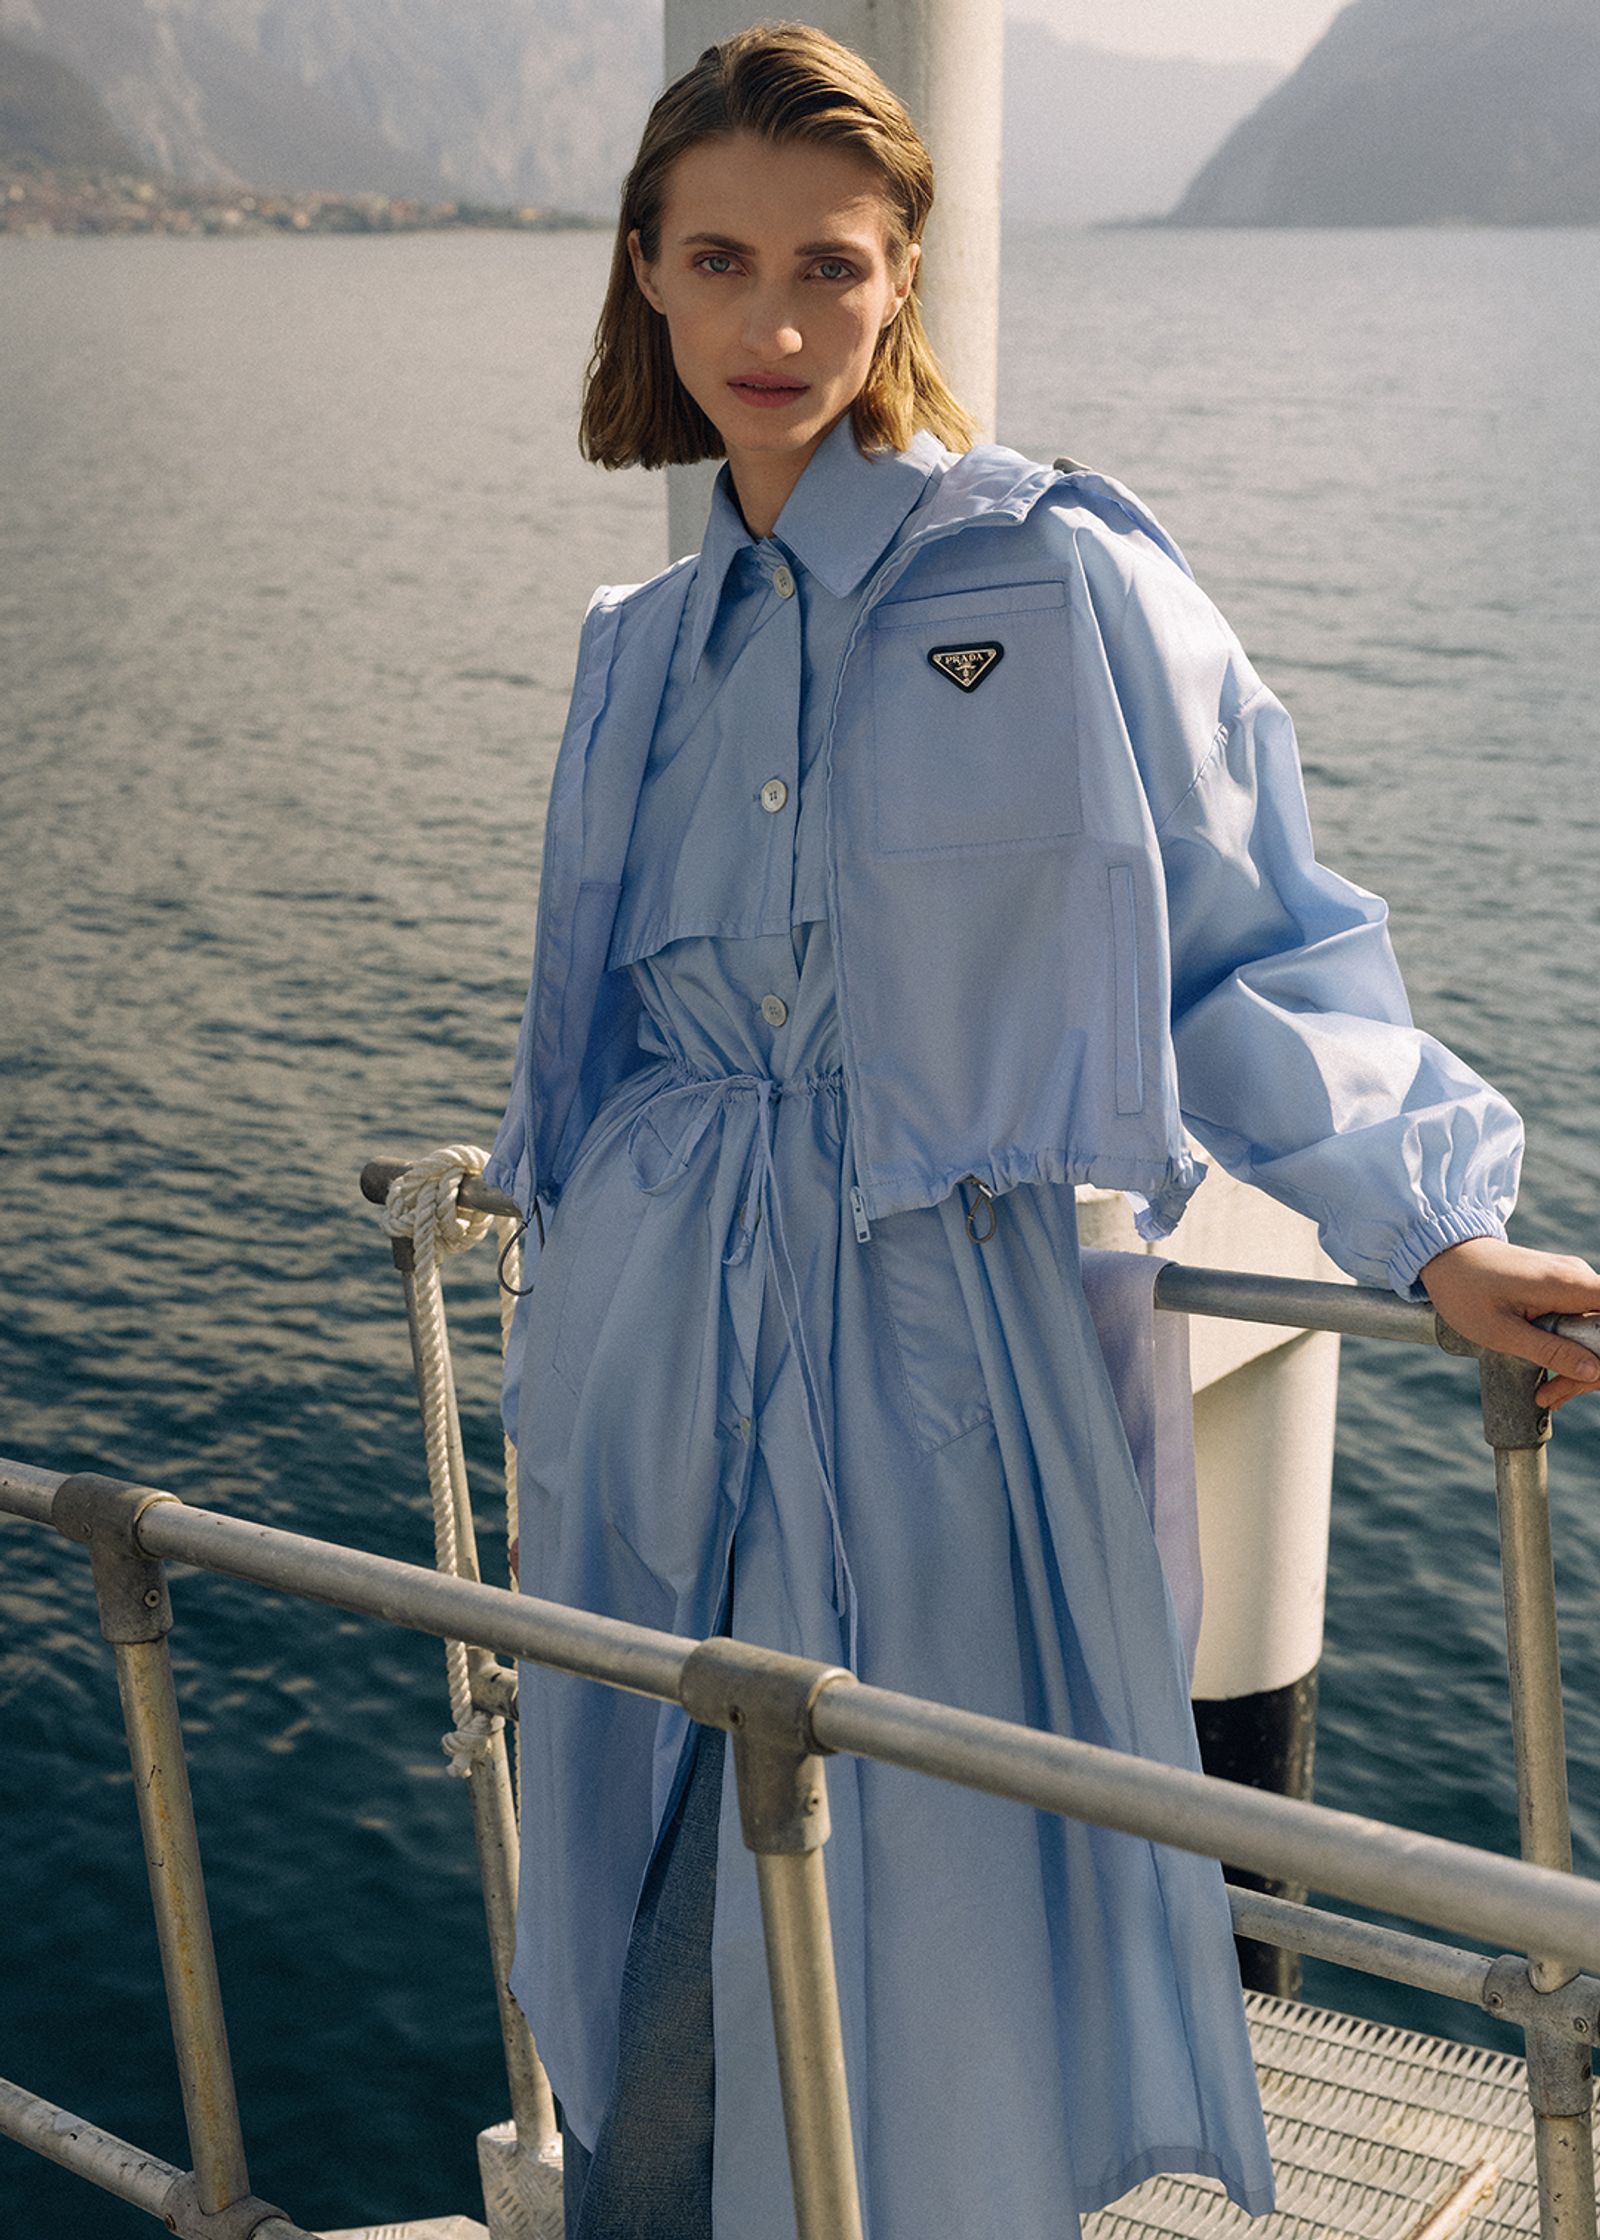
[740,280,804,360]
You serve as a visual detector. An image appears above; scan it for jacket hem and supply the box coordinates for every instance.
[858,1147,1209,1228]
[1079,2141,1276,2219]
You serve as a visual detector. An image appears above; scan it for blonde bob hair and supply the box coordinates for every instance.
[580,21,976,467]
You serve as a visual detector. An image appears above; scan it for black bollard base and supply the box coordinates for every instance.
[1195,1668,1319,1999]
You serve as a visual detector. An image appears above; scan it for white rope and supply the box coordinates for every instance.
[382,1144,523,1772]
[383,1149,557,2214]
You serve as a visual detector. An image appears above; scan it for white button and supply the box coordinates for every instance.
[760,777,789,814]
[771,564,796,599]
[760,993,789,1027]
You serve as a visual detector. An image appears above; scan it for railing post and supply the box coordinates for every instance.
[682,1640,865,2240]
[51,1475,272,2226]
[1438,1332,1597,2240]
[1476,1353,1576,1921]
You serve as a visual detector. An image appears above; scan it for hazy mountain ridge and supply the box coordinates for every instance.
[1,0,1280,224]
[0,0,452,194]
[1004,27,1280,224]
[0,0,658,206]
[0,25,142,168]
[1171,0,1600,224]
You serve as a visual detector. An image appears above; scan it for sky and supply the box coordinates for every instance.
[1003,0,1348,69]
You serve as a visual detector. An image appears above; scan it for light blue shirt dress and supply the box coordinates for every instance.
[505,415,1297,2237]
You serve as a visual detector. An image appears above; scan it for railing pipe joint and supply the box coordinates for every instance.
[160,2172,293,2240]
[471,1659,519,1721]
[1484,1954,1600,2043]
[681,1638,855,1853]
[1522,2022,1597,2123]
[1433,1324,1554,1451]
[53,1472,183,1642]
[1481,1351,1555,1454]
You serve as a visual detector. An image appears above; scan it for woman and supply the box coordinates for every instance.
[484,24,1600,2240]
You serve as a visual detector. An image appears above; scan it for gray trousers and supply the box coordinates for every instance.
[561,1722,725,2239]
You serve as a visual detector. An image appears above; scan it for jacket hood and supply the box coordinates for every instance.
[911,437,1065,538]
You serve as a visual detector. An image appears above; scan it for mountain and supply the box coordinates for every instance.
[1,0,1278,223]
[1004,27,1282,225]
[0,0,658,207]
[1170,0,1600,224]
[0,26,142,169]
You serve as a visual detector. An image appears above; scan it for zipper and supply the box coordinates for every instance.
[849,1185,872,1244]
[821,461,1061,1248]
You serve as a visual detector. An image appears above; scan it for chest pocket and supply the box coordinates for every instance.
[868,579,1081,854]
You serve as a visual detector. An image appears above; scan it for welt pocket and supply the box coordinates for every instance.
[1108,864,1145,1115]
[868,1207,994,1455]
[868,580,1081,855]
[551,1182,649,1397]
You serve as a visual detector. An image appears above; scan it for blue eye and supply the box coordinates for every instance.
[814,259,853,282]
[697,253,735,275]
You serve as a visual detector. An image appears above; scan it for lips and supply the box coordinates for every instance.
[729,375,810,408]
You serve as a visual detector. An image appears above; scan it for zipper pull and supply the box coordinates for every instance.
[849,1186,872,1244]
[960,1174,997,1243]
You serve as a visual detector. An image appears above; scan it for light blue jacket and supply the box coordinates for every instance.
[486,439,1521,1297]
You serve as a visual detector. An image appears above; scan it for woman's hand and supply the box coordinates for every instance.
[1419,1237,1600,1409]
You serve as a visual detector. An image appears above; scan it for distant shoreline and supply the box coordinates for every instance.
[15,167,1597,241]
[1,165,610,238]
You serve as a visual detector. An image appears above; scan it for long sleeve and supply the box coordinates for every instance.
[1075,503,1524,1297]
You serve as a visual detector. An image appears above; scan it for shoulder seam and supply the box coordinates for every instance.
[587,551,697,618]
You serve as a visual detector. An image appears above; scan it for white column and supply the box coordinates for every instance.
[1189,1329,1340,1704]
[663,0,1003,560]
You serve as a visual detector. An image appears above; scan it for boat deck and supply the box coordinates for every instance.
[323,1989,1552,2240]
[1090,1991,1541,2240]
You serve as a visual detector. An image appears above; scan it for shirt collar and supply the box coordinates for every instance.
[684,415,947,680]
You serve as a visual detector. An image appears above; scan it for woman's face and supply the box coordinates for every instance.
[628,128,918,475]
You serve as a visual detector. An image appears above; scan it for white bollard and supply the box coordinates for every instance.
[1078,1168,1346,1995]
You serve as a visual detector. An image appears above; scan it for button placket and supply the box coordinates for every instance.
[745,561,802,930]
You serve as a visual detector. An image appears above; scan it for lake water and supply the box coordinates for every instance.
[2,222,1598,2235]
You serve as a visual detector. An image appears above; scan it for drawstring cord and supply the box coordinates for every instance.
[627,1072,859,1665]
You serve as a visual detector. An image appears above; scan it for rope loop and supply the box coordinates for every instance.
[374,1145,522,1738]
[443,1708,505,1779]
[382,1142,496,1262]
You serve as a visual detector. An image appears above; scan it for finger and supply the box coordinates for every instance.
[1535,1375,1590,1412]
[1491,1314,1600,1388]
[1542,1312,1600,1351]
[1532,1314,1600,1388]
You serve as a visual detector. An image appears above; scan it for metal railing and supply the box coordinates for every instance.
[2,1247,1598,2240]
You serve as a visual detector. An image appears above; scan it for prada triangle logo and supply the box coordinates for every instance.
[928,642,1004,692]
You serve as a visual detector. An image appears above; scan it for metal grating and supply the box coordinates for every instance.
[319,2219,490,2239]
[1084,1991,1565,2240]
[316,1993,1583,2240]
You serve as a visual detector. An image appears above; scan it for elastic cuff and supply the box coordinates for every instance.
[1388,1204,1509,1300]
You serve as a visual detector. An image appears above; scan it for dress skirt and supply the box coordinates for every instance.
[507,914,1275,2240]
